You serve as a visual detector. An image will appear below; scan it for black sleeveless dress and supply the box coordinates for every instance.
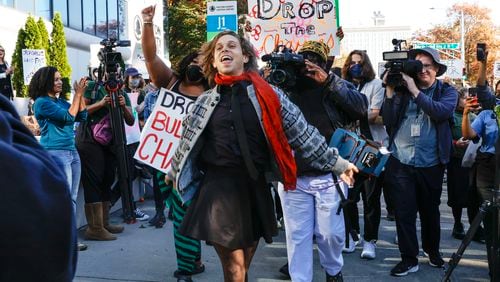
[178,82,278,250]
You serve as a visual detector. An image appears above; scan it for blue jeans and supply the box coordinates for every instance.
[48,150,81,215]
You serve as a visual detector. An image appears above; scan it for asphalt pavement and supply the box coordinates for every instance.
[75,185,490,282]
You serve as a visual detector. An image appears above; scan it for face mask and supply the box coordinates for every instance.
[349,63,363,78]
[186,65,203,82]
[130,78,140,88]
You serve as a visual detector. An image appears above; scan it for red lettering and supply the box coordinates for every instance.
[137,133,157,160]
[151,139,174,169]
[151,111,167,131]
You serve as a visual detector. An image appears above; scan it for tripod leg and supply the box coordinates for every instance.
[442,202,490,282]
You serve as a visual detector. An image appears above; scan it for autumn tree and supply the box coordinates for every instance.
[167,0,206,68]
[413,3,499,84]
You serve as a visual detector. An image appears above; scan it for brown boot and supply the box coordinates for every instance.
[102,201,124,234]
[84,202,116,241]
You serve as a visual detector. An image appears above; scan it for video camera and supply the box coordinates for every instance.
[382,39,422,89]
[262,45,305,89]
[97,38,130,75]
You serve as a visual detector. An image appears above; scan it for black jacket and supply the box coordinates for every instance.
[0,95,77,282]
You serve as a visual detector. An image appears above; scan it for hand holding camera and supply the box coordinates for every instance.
[476,43,487,62]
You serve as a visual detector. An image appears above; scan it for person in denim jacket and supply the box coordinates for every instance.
[166,31,358,282]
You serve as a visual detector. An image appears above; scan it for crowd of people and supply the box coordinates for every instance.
[1,4,499,282]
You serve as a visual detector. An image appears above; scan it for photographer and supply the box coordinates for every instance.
[461,44,499,280]
[381,47,458,276]
[276,41,367,281]
[76,73,134,241]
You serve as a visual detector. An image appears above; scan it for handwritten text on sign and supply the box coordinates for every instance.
[22,49,46,85]
[246,0,340,57]
[134,89,194,172]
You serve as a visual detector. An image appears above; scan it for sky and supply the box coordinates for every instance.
[339,0,500,31]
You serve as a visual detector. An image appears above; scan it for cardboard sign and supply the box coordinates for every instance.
[133,89,195,172]
[246,0,340,57]
[22,49,46,85]
[207,1,238,41]
[124,91,142,144]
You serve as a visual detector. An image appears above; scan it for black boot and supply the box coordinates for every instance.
[148,212,166,228]
[279,263,290,279]
[452,222,465,240]
[326,271,343,282]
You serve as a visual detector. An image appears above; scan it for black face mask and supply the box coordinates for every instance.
[186,65,203,83]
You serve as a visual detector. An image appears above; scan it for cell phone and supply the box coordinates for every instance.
[477,43,486,61]
[468,87,477,98]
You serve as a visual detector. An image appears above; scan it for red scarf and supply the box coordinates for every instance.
[214,72,297,190]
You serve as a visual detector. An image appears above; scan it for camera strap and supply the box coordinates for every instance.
[331,173,360,245]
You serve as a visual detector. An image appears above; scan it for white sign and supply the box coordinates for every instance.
[133,89,195,172]
[246,0,340,57]
[494,61,500,79]
[22,49,46,85]
[440,59,464,80]
[124,91,142,145]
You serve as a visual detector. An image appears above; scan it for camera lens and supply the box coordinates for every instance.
[271,69,287,85]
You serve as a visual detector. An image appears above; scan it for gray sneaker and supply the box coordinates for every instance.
[361,240,376,259]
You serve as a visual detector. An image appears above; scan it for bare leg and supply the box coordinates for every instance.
[243,241,259,271]
[213,243,246,282]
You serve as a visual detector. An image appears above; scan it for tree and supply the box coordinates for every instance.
[11,28,26,97]
[49,12,72,99]
[413,3,499,84]
[167,0,206,68]
[37,17,50,64]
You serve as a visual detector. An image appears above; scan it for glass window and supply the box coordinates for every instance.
[107,0,118,39]
[35,0,51,20]
[83,0,95,35]
[53,0,68,25]
[118,0,126,39]
[0,0,14,8]
[15,0,34,14]
[68,0,82,30]
[95,0,107,38]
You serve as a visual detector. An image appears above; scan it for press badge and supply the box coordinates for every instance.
[411,122,421,137]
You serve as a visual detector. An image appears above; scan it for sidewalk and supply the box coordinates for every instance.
[75,187,490,282]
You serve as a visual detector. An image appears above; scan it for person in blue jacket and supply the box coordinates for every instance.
[381,47,458,276]
[0,93,77,281]
[30,66,88,251]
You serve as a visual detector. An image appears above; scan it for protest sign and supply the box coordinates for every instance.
[22,49,46,85]
[246,0,340,57]
[124,91,142,144]
[134,88,195,172]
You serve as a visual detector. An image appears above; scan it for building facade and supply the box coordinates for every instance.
[341,25,412,76]
[0,0,164,105]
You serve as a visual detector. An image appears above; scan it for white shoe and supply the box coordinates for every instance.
[361,240,376,259]
[342,235,359,253]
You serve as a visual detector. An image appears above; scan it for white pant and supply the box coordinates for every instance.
[279,173,346,282]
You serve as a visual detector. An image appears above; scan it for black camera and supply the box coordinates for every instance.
[97,38,130,75]
[382,39,422,89]
[262,45,305,89]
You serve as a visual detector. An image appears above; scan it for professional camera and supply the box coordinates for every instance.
[382,39,422,89]
[262,45,305,89]
[97,38,130,75]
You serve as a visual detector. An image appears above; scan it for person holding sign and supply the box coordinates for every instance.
[165,30,358,282]
[142,5,209,282]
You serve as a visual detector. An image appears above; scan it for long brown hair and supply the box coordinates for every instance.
[200,30,258,87]
[341,50,376,83]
